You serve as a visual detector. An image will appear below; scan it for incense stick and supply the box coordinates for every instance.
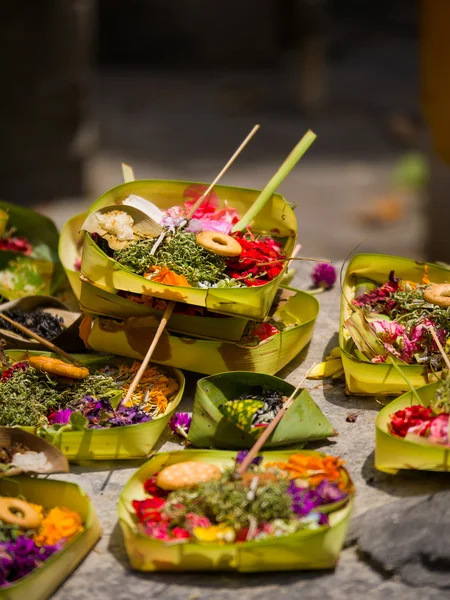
[122,301,175,405]
[231,257,332,282]
[429,325,450,371]
[232,130,317,233]
[0,313,80,366]
[254,256,332,268]
[237,366,314,475]
[186,124,260,220]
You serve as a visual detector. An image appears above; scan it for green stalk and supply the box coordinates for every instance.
[388,359,422,404]
[232,130,317,233]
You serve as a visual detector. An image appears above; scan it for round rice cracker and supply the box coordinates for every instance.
[156,461,221,490]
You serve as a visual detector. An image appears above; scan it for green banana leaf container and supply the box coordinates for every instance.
[118,449,354,572]
[340,253,450,396]
[0,476,101,600]
[83,288,319,375]
[80,180,297,321]
[60,211,249,341]
[0,201,66,301]
[59,212,85,301]
[79,278,249,342]
[375,381,450,474]
[5,350,184,461]
[188,371,335,448]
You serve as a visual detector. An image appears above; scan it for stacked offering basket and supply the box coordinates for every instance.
[60,180,319,375]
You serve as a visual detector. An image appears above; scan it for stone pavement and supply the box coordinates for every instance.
[50,264,450,600]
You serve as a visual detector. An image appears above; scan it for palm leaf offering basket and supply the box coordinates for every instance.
[0,476,101,600]
[188,371,334,448]
[340,253,450,396]
[375,382,450,474]
[80,180,297,321]
[59,212,85,301]
[82,288,319,376]
[0,201,66,301]
[5,350,184,460]
[118,449,353,572]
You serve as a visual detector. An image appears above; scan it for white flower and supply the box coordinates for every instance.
[12,451,51,473]
[97,210,135,241]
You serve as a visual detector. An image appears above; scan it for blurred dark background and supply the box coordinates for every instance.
[2,0,432,261]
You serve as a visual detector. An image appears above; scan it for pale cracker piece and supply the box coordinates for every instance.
[156,461,221,490]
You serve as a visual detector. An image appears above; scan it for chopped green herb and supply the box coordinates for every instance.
[114,231,226,285]
[0,366,119,427]
[164,469,292,528]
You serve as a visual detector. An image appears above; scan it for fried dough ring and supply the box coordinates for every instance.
[423,284,450,308]
[28,356,89,379]
[0,497,42,529]
[196,231,242,257]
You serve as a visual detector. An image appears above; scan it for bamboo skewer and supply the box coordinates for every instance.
[429,325,450,371]
[0,313,80,366]
[237,365,315,475]
[232,130,317,233]
[122,301,175,405]
[186,124,260,220]
[118,165,178,401]
[117,128,260,396]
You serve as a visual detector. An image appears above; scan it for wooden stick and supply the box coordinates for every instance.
[237,366,314,475]
[186,124,260,220]
[119,163,179,402]
[0,313,81,366]
[122,301,175,405]
[429,325,450,371]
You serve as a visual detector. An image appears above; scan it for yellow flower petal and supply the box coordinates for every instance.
[325,346,341,360]
[307,359,343,379]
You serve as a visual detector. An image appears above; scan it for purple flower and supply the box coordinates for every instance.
[235,450,263,466]
[318,513,329,526]
[288,480,347,516]
[169,412,191,438]
[315,479,348,503]
[69,396,151,428]
[311,263,337,289]
[0,537,60,586]
[48,408,73,425]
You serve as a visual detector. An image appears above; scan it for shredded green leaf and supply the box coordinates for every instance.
[113,231,226,285]
[0,367,119,427]
[164,469,292,528]
[389,286,450,330]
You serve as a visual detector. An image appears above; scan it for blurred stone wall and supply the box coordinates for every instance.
[0,0,96,205]
[98,0,277,67]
